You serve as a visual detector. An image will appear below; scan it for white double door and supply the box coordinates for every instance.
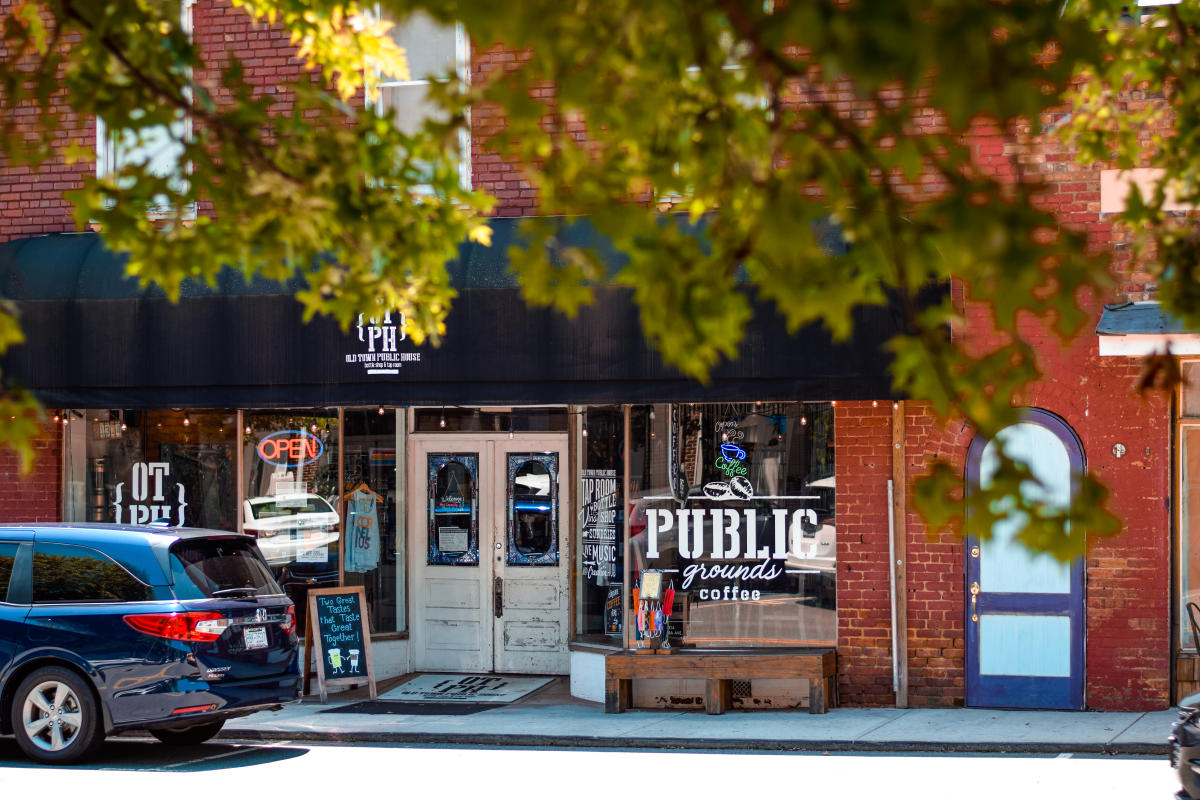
[410,434,569,674]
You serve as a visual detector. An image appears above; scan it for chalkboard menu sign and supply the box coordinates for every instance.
[605,583,623,636]
[304,586,376,703]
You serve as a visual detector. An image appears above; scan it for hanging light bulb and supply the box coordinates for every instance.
[893,401,899,410]
[53,414,60,423]
[831,400,837,407]
[121,423,127,432]
[439,409,446,428]
[310,423,318,433]
[378,406,385,415]
[801,416,808,426]
[182,413,191,427]
[245,425,252,435]
[582,421,589,438]
[872,400,878,407]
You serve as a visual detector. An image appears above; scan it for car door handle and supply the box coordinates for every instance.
[494,576,503,619]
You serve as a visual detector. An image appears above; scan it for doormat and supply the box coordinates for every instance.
[378,674,553,704]
[320,701,505,716]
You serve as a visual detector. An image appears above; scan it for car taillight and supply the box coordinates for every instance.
[124,612,230,642]
[282,604,296,635]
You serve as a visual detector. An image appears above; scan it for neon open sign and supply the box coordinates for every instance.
[257,430,325,467]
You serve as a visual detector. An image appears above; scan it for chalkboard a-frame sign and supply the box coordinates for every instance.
[304,586,377,703]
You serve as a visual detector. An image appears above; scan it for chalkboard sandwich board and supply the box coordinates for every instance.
[304,586,376,704]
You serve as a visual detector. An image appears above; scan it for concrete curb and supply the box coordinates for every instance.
[215,727,1170,756]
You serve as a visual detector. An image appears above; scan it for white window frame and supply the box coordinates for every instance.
[95,0,195,214]
[369,6,472,192]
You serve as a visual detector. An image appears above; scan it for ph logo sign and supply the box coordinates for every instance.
[113,462,187,526]
[344,310,422,376]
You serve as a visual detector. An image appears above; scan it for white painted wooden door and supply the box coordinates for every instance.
[492,437,569,674]
[411,434,569,674]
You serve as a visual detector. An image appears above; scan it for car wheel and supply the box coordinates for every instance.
[10,667,103,764]
[149,720,225,746]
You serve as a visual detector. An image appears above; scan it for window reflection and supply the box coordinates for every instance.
[628,402,836,648]
[428,454,479,565]
[507,453,558,566]
[242,412,339,633]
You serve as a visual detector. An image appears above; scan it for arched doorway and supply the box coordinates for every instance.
[964,409,1085,710]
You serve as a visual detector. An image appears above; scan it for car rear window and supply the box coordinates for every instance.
[169,538,284,600]
[247,497,333,520]
[33,543,152,603]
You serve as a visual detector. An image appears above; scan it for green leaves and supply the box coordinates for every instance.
[0,0,1137,560]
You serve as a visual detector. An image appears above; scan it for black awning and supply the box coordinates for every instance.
[0,227,914,408]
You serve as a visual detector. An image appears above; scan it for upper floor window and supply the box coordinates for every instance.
[95,0,193,212]
[372,7,470,190]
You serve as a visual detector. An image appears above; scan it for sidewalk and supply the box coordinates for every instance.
[219,677,1178,755]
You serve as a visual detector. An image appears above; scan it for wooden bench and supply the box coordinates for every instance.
[604,648,837,714]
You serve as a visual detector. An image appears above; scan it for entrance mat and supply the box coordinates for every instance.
[378,674,553,704]
[320,700,505,716]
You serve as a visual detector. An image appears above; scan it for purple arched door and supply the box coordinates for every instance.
[964,409,1085,710]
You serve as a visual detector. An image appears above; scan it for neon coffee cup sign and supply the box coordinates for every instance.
[257,430,325,467]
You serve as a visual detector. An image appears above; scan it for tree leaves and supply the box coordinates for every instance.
[0,0,1142,559]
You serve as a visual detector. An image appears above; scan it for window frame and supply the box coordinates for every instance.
[1179,360,1200,652]
[368,5,472,192]
[95,0,195,216]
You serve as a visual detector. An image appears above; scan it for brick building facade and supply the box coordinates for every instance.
[0,2,1176,711]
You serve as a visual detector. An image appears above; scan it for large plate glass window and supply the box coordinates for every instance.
[1180,361,1200,653]
[242,411,340,632]
[342,409,405,633]
[62,409,237,531]
[428,453,479,565]
[627,402,835,648]
[575,406,624,642]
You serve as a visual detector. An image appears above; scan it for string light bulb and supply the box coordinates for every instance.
[378,406,385,415]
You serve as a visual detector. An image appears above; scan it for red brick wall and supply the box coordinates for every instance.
[0,1,93,243]
[904,404,971,708]
[471,46,541,213]
[0,419,61,522]
[834,401,895,706]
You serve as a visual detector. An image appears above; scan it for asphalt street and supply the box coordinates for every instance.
[0,736,1177,800]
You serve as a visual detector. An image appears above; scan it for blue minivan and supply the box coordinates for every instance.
[0,524,301,764]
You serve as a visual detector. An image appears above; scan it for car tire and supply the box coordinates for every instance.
[149,719,225,745]
[10,666,103,765]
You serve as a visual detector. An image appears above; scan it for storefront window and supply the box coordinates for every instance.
[1180,361,1200,650]
[243,411,339,632]
[575,406,625,642]
[628,402,835,648]
[342,409,405,633]
[63,409,237,531]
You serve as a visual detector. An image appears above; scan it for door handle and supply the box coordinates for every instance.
[494,575,503,618]
[970,581,980,623]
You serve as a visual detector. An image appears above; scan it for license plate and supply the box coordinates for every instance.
[244,626,268,650]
